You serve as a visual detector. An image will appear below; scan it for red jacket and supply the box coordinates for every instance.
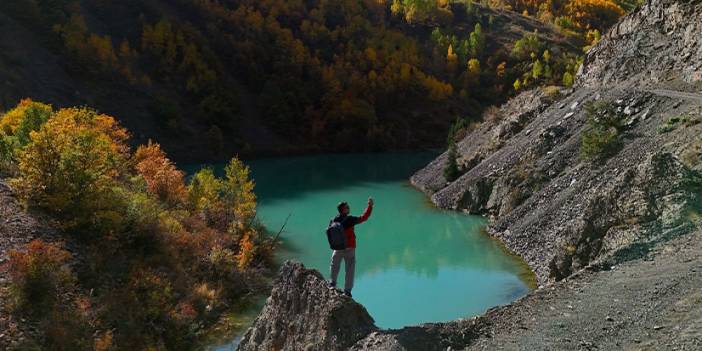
[333,204,372,249]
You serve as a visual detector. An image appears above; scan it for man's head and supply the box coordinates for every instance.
[337,201,350,215]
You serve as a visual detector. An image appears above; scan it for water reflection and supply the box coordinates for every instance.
[241,153,532,328]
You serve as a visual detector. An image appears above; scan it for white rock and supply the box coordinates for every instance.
[641,109,650,120]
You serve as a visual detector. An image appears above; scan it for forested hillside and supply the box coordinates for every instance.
[0,0,632,160]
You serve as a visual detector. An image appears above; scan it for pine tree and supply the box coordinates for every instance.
[444,140,460,182]
[469,23,485,58]
[532,59,543,79]
[563,71,574,87]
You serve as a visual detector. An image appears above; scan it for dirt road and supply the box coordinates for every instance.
[467,228,702,350]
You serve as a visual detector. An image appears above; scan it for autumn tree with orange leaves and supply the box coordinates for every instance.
[1,99,269,349]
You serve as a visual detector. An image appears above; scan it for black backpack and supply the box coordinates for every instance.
[326,219,346,250]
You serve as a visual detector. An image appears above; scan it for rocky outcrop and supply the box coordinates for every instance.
[237,261,376,351]
[411,0,702,284]
[237,261,495,351]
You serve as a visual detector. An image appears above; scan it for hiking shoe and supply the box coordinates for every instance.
[343,290,352,298]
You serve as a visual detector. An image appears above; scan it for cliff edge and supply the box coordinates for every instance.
[237,261,376,351]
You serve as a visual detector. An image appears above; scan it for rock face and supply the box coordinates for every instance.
[412,0,702,284]
[237,261,491,351]
[579,0,702,87]
[237,261,376,351]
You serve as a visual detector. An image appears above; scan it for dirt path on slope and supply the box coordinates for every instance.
[647,89,702,102]
[466,228,702,351]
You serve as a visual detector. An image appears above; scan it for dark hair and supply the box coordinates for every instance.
[337,202,348,213]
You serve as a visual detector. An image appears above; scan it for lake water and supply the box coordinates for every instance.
[205,152,532,349]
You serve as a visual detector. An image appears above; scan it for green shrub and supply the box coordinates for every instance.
[580,101,623,161]
[444,141,460,181]
[510,31,542,61]
[562,71,574,87]
[0,133,15,175]
[444,118,466,182]
[657,115,700,133]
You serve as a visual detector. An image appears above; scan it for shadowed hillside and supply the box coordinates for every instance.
[0,0,595,161]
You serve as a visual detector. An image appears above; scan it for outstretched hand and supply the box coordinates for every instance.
[368,197,374,206]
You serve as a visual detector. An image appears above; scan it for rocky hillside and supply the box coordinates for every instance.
[237,0,702,349]
[411,0,702,284]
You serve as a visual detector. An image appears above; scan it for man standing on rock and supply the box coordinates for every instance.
[328,197,373,297]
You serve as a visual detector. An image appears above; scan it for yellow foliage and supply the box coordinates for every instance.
[368,70,378,81]
[12,107,129,225]
[0,98,52,136]
[420,74,453,100]
[496,61,507,78]
[467,58,481,77]
[94,330,113,351]
[87,33,118,68]
[447,44,458,72]
[187,167,224,224]
[365,47,377,62]
[57,14,122,72]
[565,0,625,29]
[223,157,257,228]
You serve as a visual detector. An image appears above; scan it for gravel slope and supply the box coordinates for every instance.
[467,228,702,351]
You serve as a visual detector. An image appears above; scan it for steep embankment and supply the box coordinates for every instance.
[411,0,702,285]
[237,0,702,350]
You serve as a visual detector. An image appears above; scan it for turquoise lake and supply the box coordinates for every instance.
[206,152,532,349]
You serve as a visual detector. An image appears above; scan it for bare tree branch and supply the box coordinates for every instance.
[270,212,292,248]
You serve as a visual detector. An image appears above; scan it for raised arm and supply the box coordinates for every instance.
[355,197,373,224]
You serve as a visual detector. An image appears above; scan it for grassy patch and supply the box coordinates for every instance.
[541,85,562,101]
[657,115,700,134]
